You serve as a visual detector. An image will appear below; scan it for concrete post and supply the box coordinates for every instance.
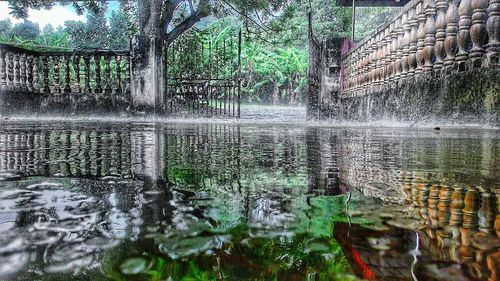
[130,36,165,113]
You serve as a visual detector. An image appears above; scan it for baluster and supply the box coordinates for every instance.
[384,27,392,84]
[363,45,369,92]
[358,48,363,91]
[369,38,376,92]
[444,0,460,71]
[53,56,61,94]
[408,6,420,77]
[125,56,131,96]
[378,32,387,86]
[74,55,81,94]
[457,0,473,70]
[349,52,354,93]
[42,55,50,94]
[362,46,368,91]
[353,52,358,93]
[84,55,91,94]
[94,54,102,94]
[351,52,356,93]
[376,34,383,87]
[368,39,375,93]
[64,55,71,94]
[370,38,376,90]
[7,51,13,89]
[483,0,500,66]
[366,40,372,93]
[423,0,437,72]
[355,49,361,92]
[468,0,489,68]
[416,2,427,74]
[32,55,39,93]
[435,0,449,71]
[395,17,405,80]
[0,50,5,90]
[14,53,20,90]
[105,55,112,94]
[365,43,371,91]
[390,22,399,82]
[27,55,33,92]
[402,12,411,79]
[115,55,122,95]
[20,53,26,90]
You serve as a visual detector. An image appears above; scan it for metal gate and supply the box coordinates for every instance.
[165,28,241,118]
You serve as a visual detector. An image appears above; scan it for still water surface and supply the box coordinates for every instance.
[0,116,498,280]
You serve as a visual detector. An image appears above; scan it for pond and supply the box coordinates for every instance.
[0,114,498,281]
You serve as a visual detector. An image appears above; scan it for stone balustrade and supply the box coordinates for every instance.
[342,0,500,97]
[0,44,131,100]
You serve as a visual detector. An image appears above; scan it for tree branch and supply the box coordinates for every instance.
[165,10,204,45]
[161,0,185,37]
[187,0,195,14]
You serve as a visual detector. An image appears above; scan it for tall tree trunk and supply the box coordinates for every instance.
[138,0,164,38]
[307,10,321,118]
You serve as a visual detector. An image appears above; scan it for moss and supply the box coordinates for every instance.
[333,68,500,125]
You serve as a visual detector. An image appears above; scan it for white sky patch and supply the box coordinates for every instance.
[0,3,86,28]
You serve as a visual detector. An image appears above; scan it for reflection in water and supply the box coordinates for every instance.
[0,122,498,280]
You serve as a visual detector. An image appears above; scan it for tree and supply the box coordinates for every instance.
[0,19,12,38]
[12,20,41,40]
[109,9,132,49]
[64,20,87,48]
[7,0,289,46]
[65,4,109,49]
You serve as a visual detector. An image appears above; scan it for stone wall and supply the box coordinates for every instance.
[333,68,499,124]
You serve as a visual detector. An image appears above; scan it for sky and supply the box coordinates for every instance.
[0,1,120,29]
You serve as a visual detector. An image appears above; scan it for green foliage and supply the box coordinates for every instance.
[109,9,131,49]
[0,4,132,50]
[102,223,359,281]
[65,5,111,49]
[11,20,41,40]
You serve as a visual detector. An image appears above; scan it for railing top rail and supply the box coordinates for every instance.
[0,43,39,55]
[342,0,421,58]
[0,43,130,56]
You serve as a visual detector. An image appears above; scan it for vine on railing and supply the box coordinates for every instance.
[342,0,499,96]
[0,43,131,102]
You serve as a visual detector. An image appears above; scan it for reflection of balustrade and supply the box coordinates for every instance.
[342,0,500,96]
[0,127,134,179]
[0,44,131,101]
[336,184,499,281]
[412,184,499,280]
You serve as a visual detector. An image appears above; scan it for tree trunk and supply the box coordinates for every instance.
[307,10,321,119]
[138,0,164,38]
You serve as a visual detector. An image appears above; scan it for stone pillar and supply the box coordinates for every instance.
[484,0,500,66]
[130,36,165,112]
[424,0,437,72]
[434,0,449,71]
[456,0,472,71]
[468,0,489,68]
[130,122,165,184]
[408,6,419,77]
[443,0,460,72]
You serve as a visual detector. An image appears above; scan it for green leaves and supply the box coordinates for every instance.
[120,257,151,275]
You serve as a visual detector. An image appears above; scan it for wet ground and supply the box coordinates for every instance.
[0,107,499,281]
